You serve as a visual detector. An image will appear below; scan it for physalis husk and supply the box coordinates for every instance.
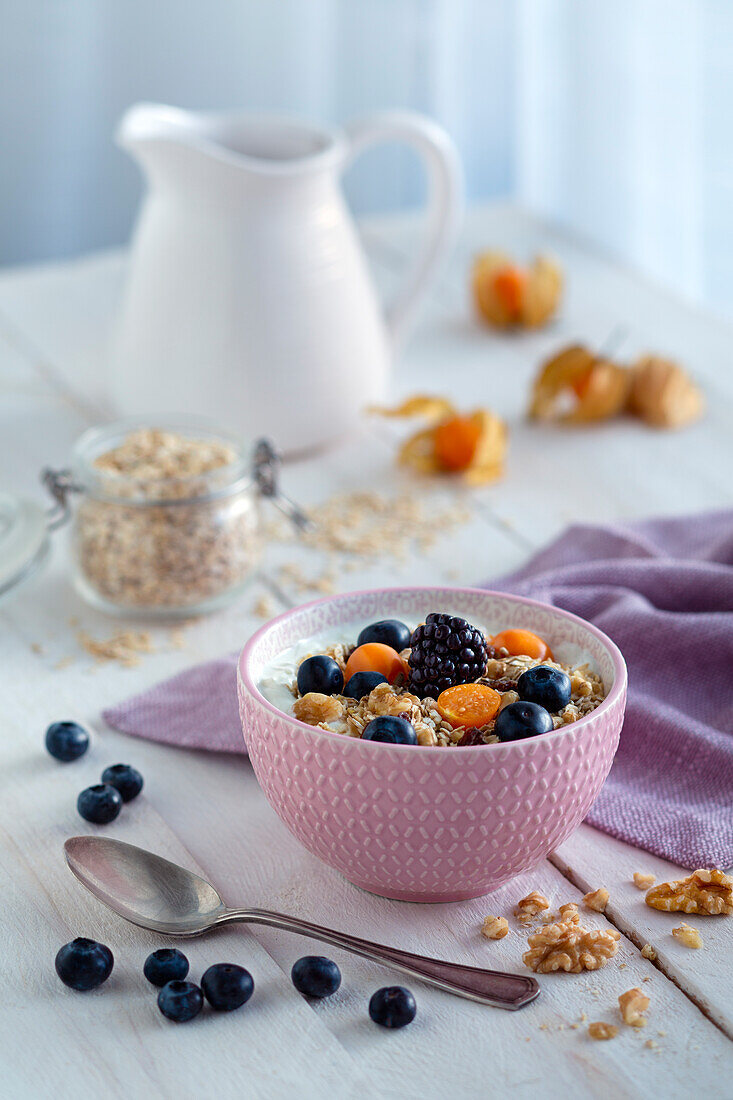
[372,396,507,485]
[473,251,562,329]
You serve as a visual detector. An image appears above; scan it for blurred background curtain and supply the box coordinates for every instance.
[2,0,732,316]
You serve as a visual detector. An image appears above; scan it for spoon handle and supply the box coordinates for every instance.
[220,908,539,1010]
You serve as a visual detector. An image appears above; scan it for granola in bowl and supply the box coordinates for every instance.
[258,612,607,747]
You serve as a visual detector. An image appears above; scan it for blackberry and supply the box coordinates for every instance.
[407,613,489,698]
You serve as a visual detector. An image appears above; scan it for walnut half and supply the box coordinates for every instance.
[523,916,620,974]
[645,868,733,915]
[293,693,345,726]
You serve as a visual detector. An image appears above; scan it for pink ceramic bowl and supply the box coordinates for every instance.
[238,587,626,902]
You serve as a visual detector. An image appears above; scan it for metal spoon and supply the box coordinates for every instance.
[64,836,539,1011]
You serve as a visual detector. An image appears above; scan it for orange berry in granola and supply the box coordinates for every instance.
[434,415,483,472]
[492,264,526,318]
[344,643,404,685]
[490,628,553,661]
[436,683,502,729]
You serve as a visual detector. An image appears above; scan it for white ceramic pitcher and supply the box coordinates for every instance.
[110,104,461,453]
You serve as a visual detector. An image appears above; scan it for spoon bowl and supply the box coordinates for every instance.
[64,835,226,935]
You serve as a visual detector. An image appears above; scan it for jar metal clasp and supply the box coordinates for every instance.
[41,467,83,530]
[253,439,312,532]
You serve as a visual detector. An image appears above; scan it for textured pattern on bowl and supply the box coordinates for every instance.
[238,588,627,902]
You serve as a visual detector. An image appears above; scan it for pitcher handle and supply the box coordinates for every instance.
[344,111,462,349]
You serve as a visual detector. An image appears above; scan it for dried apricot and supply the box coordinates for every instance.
[434,415,482,471]
[437,683,501,728]
[344,643,404,685]
[490,629,553,661]
[493,265,526,318]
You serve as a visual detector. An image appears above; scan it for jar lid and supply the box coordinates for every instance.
[0,492,50,603]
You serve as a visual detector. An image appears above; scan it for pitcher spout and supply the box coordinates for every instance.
[116,102,220,185]
[117,102,346,189]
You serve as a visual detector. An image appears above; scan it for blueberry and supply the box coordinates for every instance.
[297,655,344,697]
[291,956,341,999]
[157,980,203,1022]
[77,783,123,824]
[55,938,113,991]
[517,665,572,713]
[368,986,416,1029]
[201,963,254,1011]
[45,721,89,762]
[357,620,411,652]
[144,948,189,987]
[101,763,144,803]
[494,701,554,742]
[343,671,388,700]
[362,715,417,745]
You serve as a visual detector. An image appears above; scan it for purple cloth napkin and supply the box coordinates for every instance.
[103,509,733,869]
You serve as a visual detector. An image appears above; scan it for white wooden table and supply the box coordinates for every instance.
[1,202,731,1099]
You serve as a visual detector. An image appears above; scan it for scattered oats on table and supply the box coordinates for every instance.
[78,629,154,668]
[267,488,471,566]
[252,594,274,618]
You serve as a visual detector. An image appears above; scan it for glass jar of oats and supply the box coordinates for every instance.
[32,419,305,618]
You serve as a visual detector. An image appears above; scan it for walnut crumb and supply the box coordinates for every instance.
[481,915,509,940]
[523,910,620,973]
[645,1039,659,1050]
[618,987,650,1028]
[645,868,733,915]
[633,872,656,890]
[582,887,609,912]
[514,891,550,921]
[641,944,657,961]
[588,1022,618,1041]
[671,922,702,949]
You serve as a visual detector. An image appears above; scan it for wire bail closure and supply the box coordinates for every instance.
[253,439,311,531]
[41,467,82,530]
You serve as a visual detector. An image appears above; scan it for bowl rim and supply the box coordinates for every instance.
[238,585,627,753]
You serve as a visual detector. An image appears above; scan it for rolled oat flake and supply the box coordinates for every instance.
[2,420,306,617]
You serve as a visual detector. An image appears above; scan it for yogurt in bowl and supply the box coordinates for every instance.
[238,586,626,902]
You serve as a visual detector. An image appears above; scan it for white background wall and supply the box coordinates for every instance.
[2,0,733,317]
[517,0,733,317]
[0,0,515,264]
